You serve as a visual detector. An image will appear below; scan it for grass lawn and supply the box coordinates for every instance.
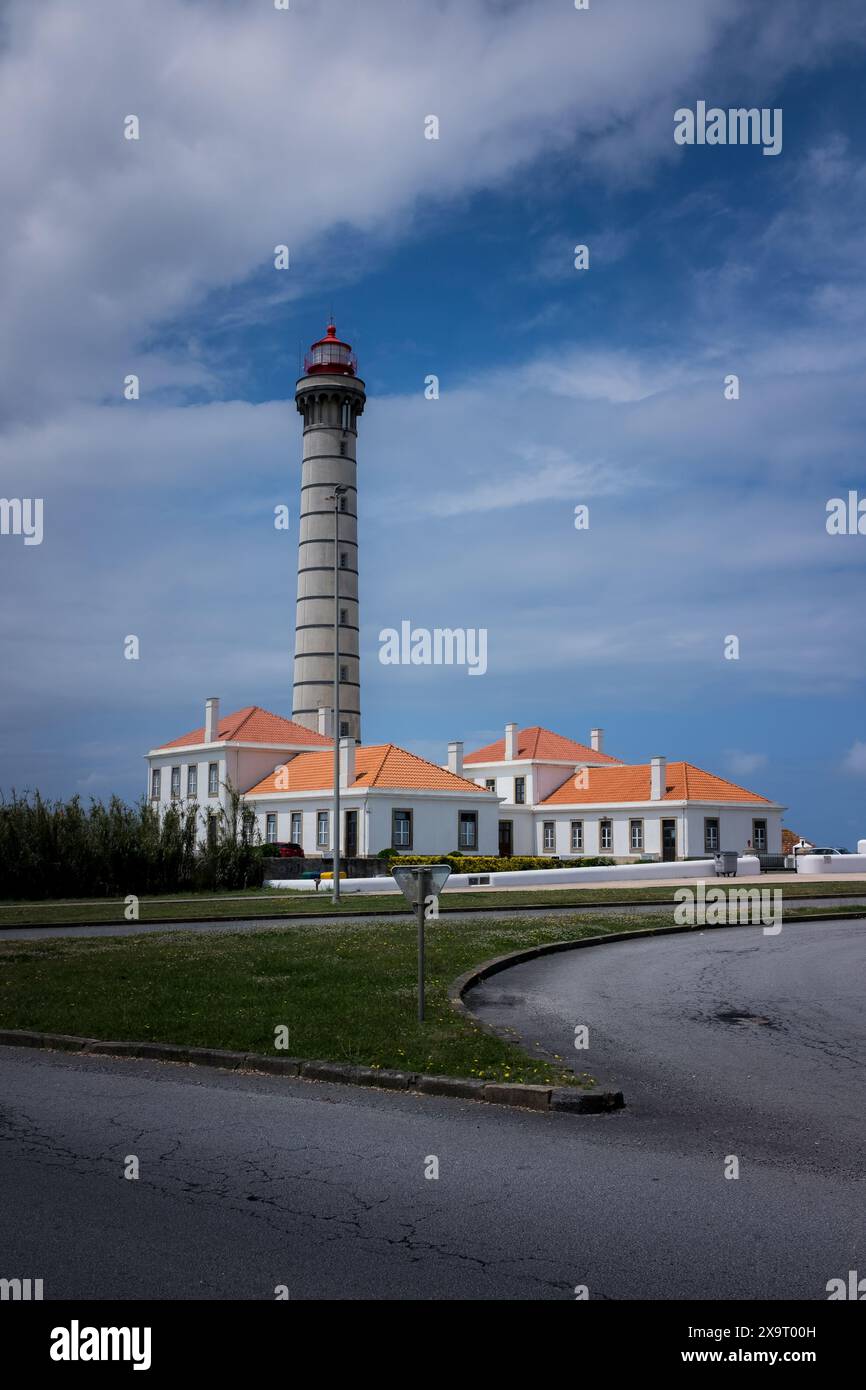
[0,908,858,1087]
[1,876,864,928]
[0,912,672,1086]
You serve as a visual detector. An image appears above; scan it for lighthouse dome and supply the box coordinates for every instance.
[304,322,357,376]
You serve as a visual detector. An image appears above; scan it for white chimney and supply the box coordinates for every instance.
[650,756,666,801]
[591,727,604,754]
[339,737,356,789]
[504,723,518,761]
[318,705,333,738]
[205,697,220,744]
[447,741,464,777]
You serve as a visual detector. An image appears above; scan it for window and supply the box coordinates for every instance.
[241,809,255,844]
[458,811,478,851]
[339,493,348,511]
[753,819,767,852]
[392,809,412,850]
[187,765,197,799]
[208,762,219,797]
[290,812,302,847]
[630,819,644,852]
[206,812,217,848]
[543,821,555,851]
[485,779,496,792]
[514,776,525,805]
[571,820,583,851]
[341,401,351,430]
[704,817,720,853]
[266,814,277,844]
[339,664,348,682]
[339,720,349,737]
[150,769,161,800]
[317,811,330,848]
[339,441,346,456]
[339,551,348,568]
[340,608,348,625]
[600,819,613,851]
[170,766,181,800]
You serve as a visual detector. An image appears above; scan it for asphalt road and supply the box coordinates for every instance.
[2,894,864,940]
[470,917,866,1171]
[0,919,863,1300]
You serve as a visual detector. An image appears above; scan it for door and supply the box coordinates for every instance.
[344,810,358,858]
[498,820,513,857]
[661,819,677,862]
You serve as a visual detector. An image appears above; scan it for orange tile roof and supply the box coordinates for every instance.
[781,828,812,852]
[155,706,332,751]
[464,725,621,765]
[246,744,498,796]
[540,762,772,806]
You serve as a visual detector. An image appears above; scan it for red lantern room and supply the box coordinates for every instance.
[304,322,357,376]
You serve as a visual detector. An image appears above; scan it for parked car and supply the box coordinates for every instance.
[809,847,849,855]
[265,842,303,858]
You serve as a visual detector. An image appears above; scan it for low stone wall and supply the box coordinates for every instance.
[265,855,763,894]
[797,853,866,875]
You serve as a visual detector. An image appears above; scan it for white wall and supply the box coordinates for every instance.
[467,762,535,808]
[253,799,362,855]
[146,745,314,842]
[533,810,663,857]
[492,808,535,854]
[366,794,500,857]
[266,856,763,893]
[683,806,782,856]
[531,806,782,859]
[251,791,500,856]
[466,760,610,807]
[146,751,227,817]
[798,853,866,875]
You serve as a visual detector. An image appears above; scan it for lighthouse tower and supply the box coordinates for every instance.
[292,323,366,742]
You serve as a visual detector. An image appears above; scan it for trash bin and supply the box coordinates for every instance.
[714,851,738,878]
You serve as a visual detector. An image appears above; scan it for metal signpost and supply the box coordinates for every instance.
[391,864,451,1021]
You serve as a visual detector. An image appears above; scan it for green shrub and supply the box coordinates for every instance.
[0,789,263,900]
[390,853,617,873]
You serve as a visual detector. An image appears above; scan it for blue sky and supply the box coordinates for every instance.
[1,0,865,844]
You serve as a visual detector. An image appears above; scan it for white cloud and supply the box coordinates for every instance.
[727,751,769,777]
[2,0,864,422]
[843,741,866,775]
[5,325,864,735]
[2,0,866,807]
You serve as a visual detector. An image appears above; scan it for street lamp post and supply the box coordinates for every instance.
[330,485,347,903]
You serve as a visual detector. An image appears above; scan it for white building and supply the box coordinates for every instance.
[460,723,782,860]
[145,698,331,839]
[142,322,785,862]
[145,704,782,861]
[244,739,498,857]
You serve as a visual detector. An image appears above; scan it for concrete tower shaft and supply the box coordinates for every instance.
[292,326,366,742]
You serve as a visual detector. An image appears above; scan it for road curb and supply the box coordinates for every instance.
[448,912,861,1016]
[0,1028,609,1116]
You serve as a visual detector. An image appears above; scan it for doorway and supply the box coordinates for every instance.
[498,820,513,857]
[344,809,358,858]
[661,819,677,862]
